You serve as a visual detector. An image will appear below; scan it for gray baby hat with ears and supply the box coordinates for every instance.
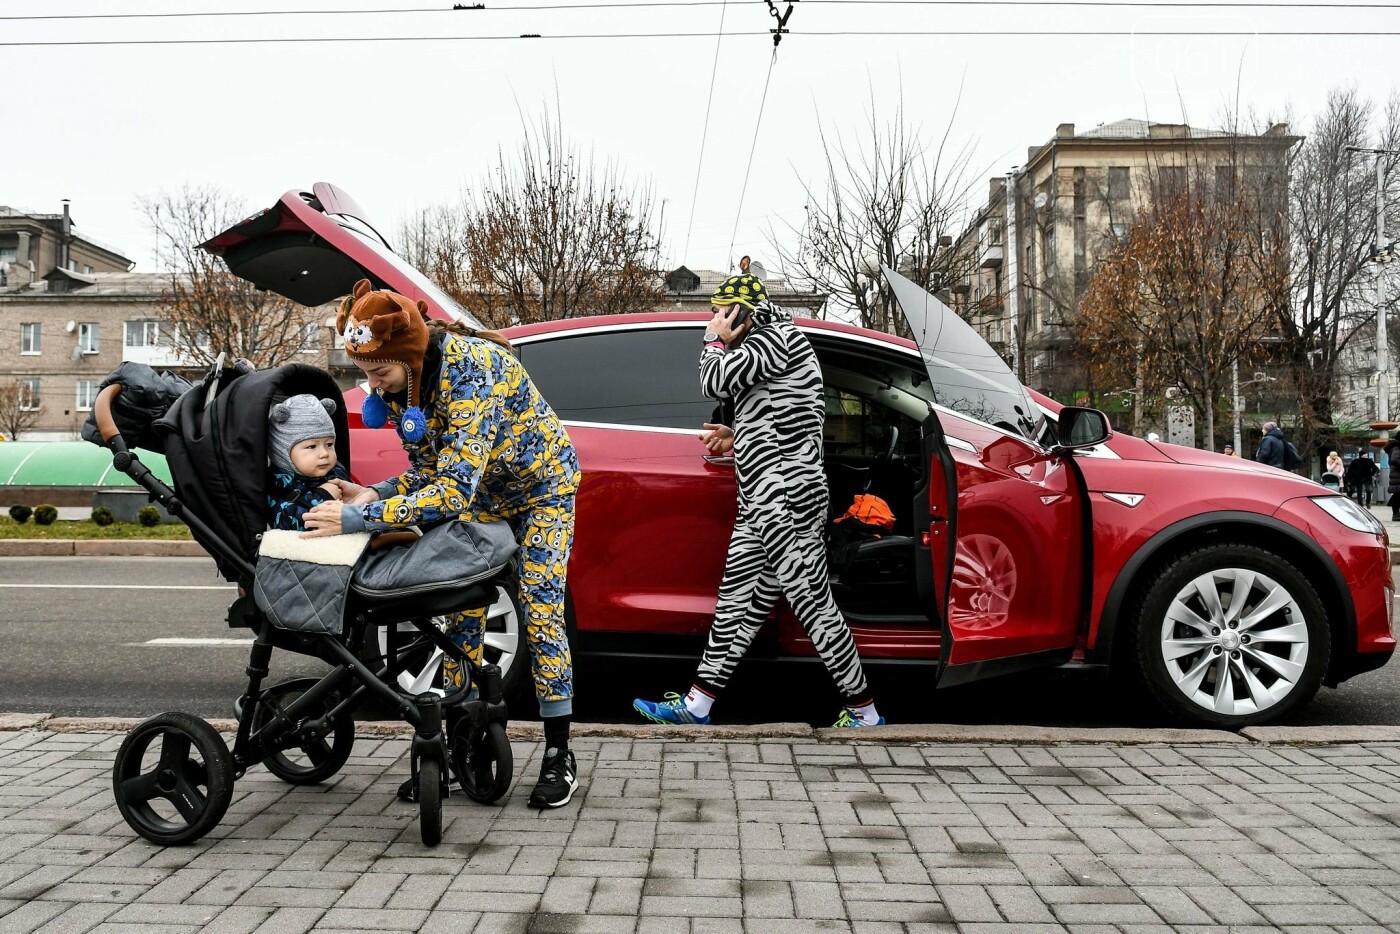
[268,394,337,475]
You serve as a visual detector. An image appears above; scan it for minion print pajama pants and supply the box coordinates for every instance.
[440,486,577,717]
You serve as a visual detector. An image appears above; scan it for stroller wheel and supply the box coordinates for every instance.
[112,712,233,846]
[417,755,443,846]
[251,678,355,785]
[452,720,513,804]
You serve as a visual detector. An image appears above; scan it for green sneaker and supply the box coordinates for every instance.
[833,708,886,728]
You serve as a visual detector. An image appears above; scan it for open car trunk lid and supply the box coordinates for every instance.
[199,182,480,328]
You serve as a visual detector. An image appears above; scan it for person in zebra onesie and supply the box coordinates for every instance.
[633,274,885,728]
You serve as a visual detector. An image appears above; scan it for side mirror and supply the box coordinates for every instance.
[1056,407,1112,451]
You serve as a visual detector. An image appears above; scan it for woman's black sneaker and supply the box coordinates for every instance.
[396,777,418,802]
[528,747,578,809]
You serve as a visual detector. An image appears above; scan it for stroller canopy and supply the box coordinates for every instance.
[157,363,350,583]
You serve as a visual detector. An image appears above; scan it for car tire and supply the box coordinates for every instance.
[1130,544,1330,728]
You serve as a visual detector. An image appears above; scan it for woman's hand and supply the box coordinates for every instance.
[332,478,379,505]
[699,422,735,455]
[301,502,345,538]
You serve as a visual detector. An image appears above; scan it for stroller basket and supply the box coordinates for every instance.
[87,359,517,848]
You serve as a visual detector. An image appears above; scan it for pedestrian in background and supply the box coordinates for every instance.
[1345,452,1378,507]
[1385,437,1400,521]
[1222,444,1236,456]
[1321,450,1344,492]
[1255,421,1287,468]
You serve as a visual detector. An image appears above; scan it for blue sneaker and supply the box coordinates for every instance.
[633,693,710,725]
[833,708,886,727]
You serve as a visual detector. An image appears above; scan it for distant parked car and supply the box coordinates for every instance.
[202,183,1396,728]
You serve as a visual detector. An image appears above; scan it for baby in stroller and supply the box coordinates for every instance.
[265,393,350,531]
[87,357,517,848]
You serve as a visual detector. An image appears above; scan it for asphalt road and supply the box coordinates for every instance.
[0,555,1396,726]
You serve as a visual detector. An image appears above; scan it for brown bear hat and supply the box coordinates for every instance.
[336,279,431,439]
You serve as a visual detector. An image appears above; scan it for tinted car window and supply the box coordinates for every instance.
[517,328,716,429]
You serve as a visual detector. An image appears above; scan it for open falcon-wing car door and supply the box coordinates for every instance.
[883,266,1086,686]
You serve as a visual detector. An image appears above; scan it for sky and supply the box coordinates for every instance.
[7,0,1399,278]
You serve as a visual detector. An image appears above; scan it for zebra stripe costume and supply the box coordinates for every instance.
[693,301,871,701]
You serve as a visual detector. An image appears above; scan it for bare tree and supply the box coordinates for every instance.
[141,185,309,368]
[1079,148,1291,447]
[1275,89,1400,456]
[0,382,40,440]
[400,116,664,328]
[768,91,981,335]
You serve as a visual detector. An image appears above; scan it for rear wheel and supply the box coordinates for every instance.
[251,678,355,785]
[112,712,234,846]
[1131,544,1330,728]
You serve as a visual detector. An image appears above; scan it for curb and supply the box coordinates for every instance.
[0,539,204,557]
[7,713,1400,745]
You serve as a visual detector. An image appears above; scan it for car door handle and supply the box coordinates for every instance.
[703,455,735,466]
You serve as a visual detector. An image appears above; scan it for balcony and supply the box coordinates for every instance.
[328,348,355,369]
[979,244,1004,269]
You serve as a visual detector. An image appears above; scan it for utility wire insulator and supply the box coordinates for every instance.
[765,0,795,47]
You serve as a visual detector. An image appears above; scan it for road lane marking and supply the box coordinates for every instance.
[144,638,254,646]
[0,584,234,590]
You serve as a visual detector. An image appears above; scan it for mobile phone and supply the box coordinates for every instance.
[727,305,752,330]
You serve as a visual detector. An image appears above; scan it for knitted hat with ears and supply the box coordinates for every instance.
[336,279,431,441]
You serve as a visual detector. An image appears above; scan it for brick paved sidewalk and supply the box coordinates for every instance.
[1,729,1399,934]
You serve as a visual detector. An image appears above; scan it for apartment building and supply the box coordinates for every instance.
[950,119,1299,403]
[1,272,340,439]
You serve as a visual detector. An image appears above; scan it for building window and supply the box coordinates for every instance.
[1111,221,1132,243]
[300,322,320,353]
[76,380,97,412]
[125,320,160,347]
[1216,165,1237,201]
[1157,166,1188,202]
[82,264,93,275]
[18,379,40,411]
[78,322,100,354]
[1108,167,1130,201]
[20,323,40,355]
[0,247,16,264]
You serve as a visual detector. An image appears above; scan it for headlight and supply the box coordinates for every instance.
[1312,495,1385,535]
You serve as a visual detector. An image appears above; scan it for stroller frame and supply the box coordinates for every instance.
[94,372,514,848]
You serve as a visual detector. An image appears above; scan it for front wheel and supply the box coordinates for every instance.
[452,720,513,804]
[1131,544,1331,728]
[417,756,443,846]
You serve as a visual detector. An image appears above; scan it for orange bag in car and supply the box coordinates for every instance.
[837,494,896,531]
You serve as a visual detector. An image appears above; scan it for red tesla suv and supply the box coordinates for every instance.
[202,183,1395,728]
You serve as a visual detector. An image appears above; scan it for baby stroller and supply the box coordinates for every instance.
[88,357,516,847]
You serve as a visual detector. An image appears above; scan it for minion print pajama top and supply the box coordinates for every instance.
[358,332,581,716]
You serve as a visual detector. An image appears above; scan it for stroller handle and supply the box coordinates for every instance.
[93,383,131,461]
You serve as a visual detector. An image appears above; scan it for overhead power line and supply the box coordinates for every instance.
[5,29,1398,47]
[5,0,1399,19]
[682,0,730,265]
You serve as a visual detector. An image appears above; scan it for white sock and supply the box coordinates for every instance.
[684,686,715,717]
[850,700,880,725]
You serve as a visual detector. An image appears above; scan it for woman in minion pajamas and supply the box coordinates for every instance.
[303,279,581,809]
[633,274,884,728]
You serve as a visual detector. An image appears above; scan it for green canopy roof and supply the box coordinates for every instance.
[0,442,172,487]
